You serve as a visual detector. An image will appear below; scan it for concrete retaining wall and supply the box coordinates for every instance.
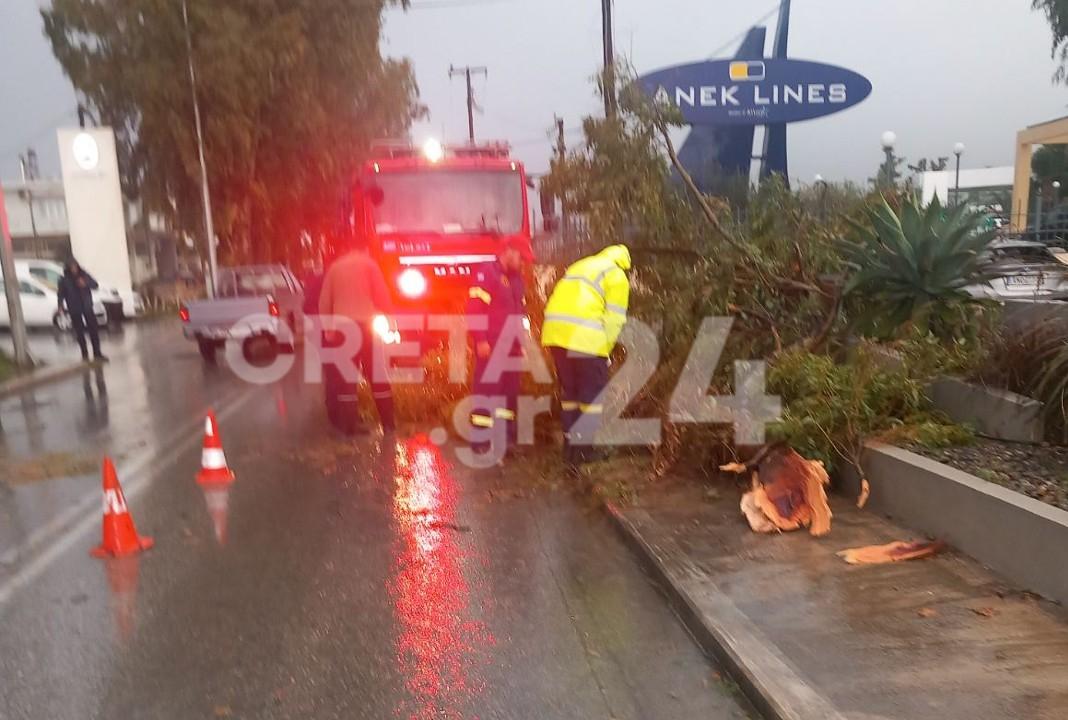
[1001,300,1068,335]
[840,443,1068,606]
[928,377,1045,443]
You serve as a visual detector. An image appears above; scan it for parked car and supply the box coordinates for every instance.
[0,271,108,330]
[18,258,144,318]
[965,240,1068,301]
[180,264,304,363]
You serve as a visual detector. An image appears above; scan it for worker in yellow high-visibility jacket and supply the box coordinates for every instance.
[541,244,631,465]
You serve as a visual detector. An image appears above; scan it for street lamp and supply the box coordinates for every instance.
[953,142,965,207]
[815,174,829,221]
[880,131,897,188]
[1051,181,1064,242]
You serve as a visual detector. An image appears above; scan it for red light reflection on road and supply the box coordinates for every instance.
[389,436,491,719]
[104,556,141,644]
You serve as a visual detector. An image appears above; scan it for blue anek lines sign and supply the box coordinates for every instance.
[639,58,872,126]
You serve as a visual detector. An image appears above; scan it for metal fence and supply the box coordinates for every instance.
[532,214,599,266]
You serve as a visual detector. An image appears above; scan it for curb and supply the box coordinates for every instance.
[604,502,848,720]
[0,360,95,399]
[839,442,1068,606]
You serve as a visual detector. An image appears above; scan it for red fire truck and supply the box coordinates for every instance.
[352,140,534,331]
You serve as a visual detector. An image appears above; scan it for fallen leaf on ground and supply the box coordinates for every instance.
[719,462,748,474]
[4,451,98,485]
[213,706,233,717]
[917,607,937,618]
[836,539,945,565]
[972,607,997,618]
[426,520,471,533]
[739,448,833,537]
[285,439,362,476]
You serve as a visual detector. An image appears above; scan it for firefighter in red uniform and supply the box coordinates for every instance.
[465,237,533,452]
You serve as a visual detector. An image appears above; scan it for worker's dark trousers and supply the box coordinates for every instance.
[550,347,609,464]
[469,353,521,451]
[322,327,394,433]
[356,324,395,431]
[69,307,102,360]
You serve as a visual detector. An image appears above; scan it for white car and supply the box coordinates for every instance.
[966,240,1068,301]
[16,259,144,318]
[0,272,108,330]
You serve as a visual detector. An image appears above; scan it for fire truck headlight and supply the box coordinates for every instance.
[423,138,444,163]
[372,315,402,345]
[398,268,428,298]
[373,314,390,339]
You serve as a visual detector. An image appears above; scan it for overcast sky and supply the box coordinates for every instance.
[3,0,1067,185]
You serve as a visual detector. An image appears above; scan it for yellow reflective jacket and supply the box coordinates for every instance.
[541,245,631,357]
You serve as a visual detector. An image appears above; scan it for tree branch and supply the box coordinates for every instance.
[802,286,844,353]
[656,120,748,255]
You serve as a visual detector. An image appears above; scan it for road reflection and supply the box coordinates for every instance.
[104,555,142,644]
[389,436,491,719]
[200,484,231,547]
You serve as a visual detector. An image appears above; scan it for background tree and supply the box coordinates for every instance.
[871,153,904,189]
[42,0,423,266]
[907,157,950,174]
[1035,0,1068,82]
[1032,144,1068,207]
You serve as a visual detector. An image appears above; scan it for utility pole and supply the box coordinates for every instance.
[182,0,218,298]
[449,65,488,143]
[0,186,32,368]
[602,0,616,118]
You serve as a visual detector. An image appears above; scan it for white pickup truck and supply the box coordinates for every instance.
[180,265,305,363]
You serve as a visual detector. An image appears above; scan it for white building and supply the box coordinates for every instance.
[0,175,173,287]
[921,166,1015,216]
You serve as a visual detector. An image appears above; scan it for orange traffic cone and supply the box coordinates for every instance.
[196,410,235,486]
[91,458,154,558]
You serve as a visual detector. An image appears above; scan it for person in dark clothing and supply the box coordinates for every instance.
[465,237,533,452]
[304,263,369,436]
[57,258,107,362]
[318,234,396,434]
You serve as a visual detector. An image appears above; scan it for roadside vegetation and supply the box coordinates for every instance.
[0,351,15,384]
[541,71,1002,484]
[42,0,422,266]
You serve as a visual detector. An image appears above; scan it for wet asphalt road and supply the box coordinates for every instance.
[0,321,751,720]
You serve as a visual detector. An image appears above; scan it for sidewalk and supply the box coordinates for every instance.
[608,481,1068,720]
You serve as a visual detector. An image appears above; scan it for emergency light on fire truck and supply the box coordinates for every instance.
[367,138,514,162]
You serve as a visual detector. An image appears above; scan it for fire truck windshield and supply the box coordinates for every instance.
[371,169,524,236]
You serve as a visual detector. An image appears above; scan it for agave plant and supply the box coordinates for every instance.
[840,195,998,339]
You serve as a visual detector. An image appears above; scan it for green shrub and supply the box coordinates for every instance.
[768,344,972,471]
